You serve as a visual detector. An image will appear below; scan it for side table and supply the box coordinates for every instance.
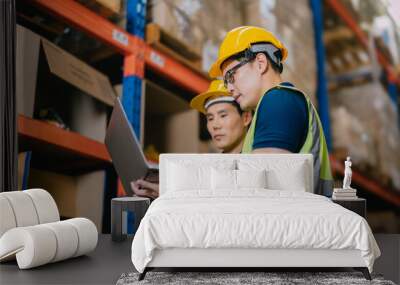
[332,197,366,218]
[111,197,150,241]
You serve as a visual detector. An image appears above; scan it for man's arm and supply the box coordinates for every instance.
[252,89,308,154]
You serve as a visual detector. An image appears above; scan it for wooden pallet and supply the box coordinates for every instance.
[77,0,122,19]
[146,23,205,75]
[324,26,370,76]
[327,67,373,91]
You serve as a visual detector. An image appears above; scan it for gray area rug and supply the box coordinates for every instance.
[116,271,396,285]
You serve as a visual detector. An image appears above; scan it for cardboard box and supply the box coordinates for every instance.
[16,25,115,142]
[67,90,109,142]
[16,25,115,110]
[149,0,243,71]
[28,168,105,231]
[16,25,40,117]
[142,80,202,155]
[330,82,400,190]
[39,38,116,106]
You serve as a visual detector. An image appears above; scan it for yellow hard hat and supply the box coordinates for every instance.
[209,26,288,78]
[190,79,234,114]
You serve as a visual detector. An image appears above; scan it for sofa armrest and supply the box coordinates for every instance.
[0,218,98,269]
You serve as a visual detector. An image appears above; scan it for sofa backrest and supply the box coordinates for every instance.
[159,154,313,195]
[0,189,60,238]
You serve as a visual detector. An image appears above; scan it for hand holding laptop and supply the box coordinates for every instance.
[130,178,159,199]
[105,98,159,197]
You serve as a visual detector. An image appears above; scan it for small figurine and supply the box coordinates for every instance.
[343,156,353,189]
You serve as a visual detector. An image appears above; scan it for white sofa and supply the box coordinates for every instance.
[0,189,98,269]
[132,154,380,281]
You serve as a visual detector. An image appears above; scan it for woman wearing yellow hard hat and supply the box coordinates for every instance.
[210,26,333,196]
[131,79,252,198]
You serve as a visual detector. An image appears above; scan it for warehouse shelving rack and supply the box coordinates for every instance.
[19,0,399,213]
[23,0,209,140]
[311,0,400,207]
[18,115,110,172]
[28,0,209,92]
[20,0,209,152]
[326,0,400,85]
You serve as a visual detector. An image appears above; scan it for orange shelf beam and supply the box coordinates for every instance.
[18,115,111,163]
[144,46,209,94]
[29,0,209,94]
[326,0,400,85]
[30,0,137,55]
[330,156,400,207]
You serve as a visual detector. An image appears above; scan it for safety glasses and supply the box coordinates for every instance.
[223,59,251,88]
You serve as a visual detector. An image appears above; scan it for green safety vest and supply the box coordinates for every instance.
[242,84,333,196]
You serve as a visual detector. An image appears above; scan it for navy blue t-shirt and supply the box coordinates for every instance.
[253,82,308,152]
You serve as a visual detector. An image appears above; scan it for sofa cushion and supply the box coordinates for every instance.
[0,191,39,228]
[0,189,60,238]
[42,221,79,262]
[0,218,97,269]
[24,189,59,224]
[0,189,98,270]
[0,196,16,237]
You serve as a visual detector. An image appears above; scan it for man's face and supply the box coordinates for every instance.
[206,102,247,151]
[221,57,263,111]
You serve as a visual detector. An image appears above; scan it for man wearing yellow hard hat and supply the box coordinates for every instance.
[131,79,252,198]
[209,26,333,196]
[190,79,252,153]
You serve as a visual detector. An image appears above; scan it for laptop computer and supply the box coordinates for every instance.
[105,98,158,196]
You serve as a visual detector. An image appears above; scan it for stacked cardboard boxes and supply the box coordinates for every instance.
[149,0,318,105]
[142,80,203,157]
[148,0,244,71]
[330,82,400,190]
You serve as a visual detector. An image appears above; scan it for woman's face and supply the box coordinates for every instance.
[206,102,250,152]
